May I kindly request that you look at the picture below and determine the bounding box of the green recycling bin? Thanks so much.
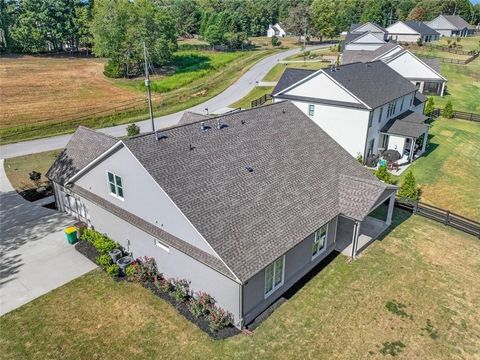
[65,226,78,244]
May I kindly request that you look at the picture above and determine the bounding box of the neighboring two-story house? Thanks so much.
[341,43,447,96]
[271,61,429,165]
[47,103,396,330]
[426,15,475,37]
[349,22,388,41]
[386,21,440,43]
[343,31,387,51]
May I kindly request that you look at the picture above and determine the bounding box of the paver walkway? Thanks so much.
[0,159,96,315]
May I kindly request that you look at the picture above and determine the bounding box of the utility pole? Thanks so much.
[143,42,155,132]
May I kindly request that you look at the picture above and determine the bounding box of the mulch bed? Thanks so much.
[18,184,53,202]
[74,241,240,339]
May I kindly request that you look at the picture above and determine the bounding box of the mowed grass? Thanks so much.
[0,56,143,129]
[263,62,329,82]
[284,47,339,60]
[4,149,60,190]
[398,116,480,219]
[434,36,480,52]
[411,47,471,60]
[1,210,479,359]
[230,86,274,109]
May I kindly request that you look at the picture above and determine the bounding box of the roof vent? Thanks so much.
[200,122,210,131]
[245,166,254,173]
[189,144,195,151]
[241,120,246,125]
[155,130,167,140]
[217,119,228,130]
[282,109,286,114]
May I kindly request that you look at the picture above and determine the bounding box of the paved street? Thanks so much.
[0,160,96,315]
[0,45,329,159]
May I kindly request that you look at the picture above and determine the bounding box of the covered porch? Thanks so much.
[377,111,429,174]
[336,191,395,258]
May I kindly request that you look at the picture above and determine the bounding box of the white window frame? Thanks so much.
[264,255,285,299]
[308,104,315,116]
[107,171,124,200]
[400,97,405,111]
[378,106,383,123]
[154,239,170,253]
[312,225,328,260]
[368,112,373,127]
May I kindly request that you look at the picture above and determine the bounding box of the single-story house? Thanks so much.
[267,24,286,38]
[271,61,429,165]
[341,43,447,96]
[349,22,388,41]
[426,15,475,37]
[387,21,440,43]
[47,103,397,329]
[343,31,387,51]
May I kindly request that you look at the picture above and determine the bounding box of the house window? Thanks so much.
[378,107,383,123]
[308,104,315,116]
[155,239,170,253]
[400,97,405,111]
[264,256,284,297]
[311,225,327,259]
[107,171,124,199]
[387,101,397,117]
[410,95,414,107]
[368,112,373,127]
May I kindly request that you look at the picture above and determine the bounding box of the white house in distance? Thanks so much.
[349,22,388,40]
[387,21,440,43]
[271,61,429,165]
[426,15,475,37]
[343,31,386,51]
[267,23,286,37]
[341,42,447,96]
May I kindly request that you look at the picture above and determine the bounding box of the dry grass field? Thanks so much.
[0,56,143,130]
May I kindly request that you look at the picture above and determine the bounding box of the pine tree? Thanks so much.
[375,164,394,184]
[424,97,435,116]
[398,170,419,200]
[443,101,453,119]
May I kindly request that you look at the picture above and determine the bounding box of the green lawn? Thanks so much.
[397,116,480,219]
[230,86,274,109]
[411,47,471,61]
[262,62,329,82]
[1,210,479,359]
[284,47,339,61]
[434,36,480,52]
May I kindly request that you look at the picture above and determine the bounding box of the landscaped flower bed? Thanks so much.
[75,229,240,339]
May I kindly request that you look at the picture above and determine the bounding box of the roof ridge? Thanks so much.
[77,125,118,141]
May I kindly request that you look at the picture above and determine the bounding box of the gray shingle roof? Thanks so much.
[71,184,235,280]
[419,56,441,74]
[350,22,387,33]
[442,15,474,30]
[272,67,316,95]
[326,61,416,108]
[341,42,399,65]
[123,101,391,281]
[46,126,118,185]
[403,21,439,36]
[344,32,365,44]
[178,111,210,125]
[380,110,428,138]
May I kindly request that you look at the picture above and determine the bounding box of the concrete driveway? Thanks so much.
[0,160,96,315]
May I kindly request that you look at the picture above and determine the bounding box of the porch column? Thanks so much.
[350,220,361,259]
[409,138,415,162]
[440,82,445,97]
[422,128,429,152]
[386,194,395,226]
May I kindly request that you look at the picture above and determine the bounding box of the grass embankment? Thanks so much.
[284,47,339,61]
[0,50,274,145]
[397,117,480,219]
[4,149,60,191]
[1,209,479,359]
[230,86,274,109]
[411,47,471,61]
[434,36,480,52]
[263,62,328,82]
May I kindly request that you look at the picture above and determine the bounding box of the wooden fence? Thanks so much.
[432,108,480,122]
[394,197,480,238]
[251,94,272,108]
[425,44,475,56]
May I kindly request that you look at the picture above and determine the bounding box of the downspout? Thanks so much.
[362,110,373,164]
[238,283,244,329]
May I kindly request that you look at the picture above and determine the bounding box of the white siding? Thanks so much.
[385,51,444,81]
[290,100,370,158]
[387,135,405,151]
[387,22,420,43]
[75,146,217,256]
[284,72,361,104]
[345,43,384,51]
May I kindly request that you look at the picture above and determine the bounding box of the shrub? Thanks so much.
[127,123,140,137]
[443,100,453,119]
[106,264,120,277]
[271,35,281,47]
[356,154,363,164]
[208,306,233,332]
[124,263,137,278]
[103,58,125,78]
[157,277,174,293]
[375,165,395,185]
[96,254,112,268]
[136,257,158,283]
[188,291,216,317]
[171,278,190,302]
[29,171,42,186]
[398,170,419,200]
[424,97,435,116]
[80,229,117,254]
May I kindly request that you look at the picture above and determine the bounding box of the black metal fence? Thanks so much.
[251,94,272,108]
[395,197,480,238]
[432,108,480,122]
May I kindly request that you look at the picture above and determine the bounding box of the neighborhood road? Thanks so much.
[0,159,97,315]
[0,45,330,159]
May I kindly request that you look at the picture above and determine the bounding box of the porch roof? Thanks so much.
[380,110,428,138]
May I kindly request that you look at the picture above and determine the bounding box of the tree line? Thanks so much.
[1,0,478,76]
